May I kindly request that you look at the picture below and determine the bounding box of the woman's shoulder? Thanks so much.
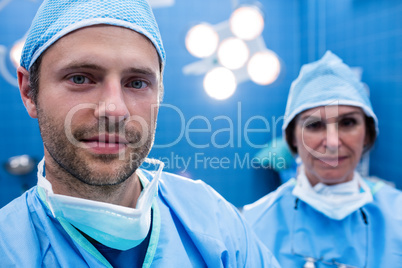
[365,178,402,199]
[365,178,402,216]
[242,179,296,222]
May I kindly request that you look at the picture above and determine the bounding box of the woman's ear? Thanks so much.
[364,133,369,149]
[292,133,298,148]
[17,66,38,118]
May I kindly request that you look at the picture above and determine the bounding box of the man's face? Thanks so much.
[35,25,161,186]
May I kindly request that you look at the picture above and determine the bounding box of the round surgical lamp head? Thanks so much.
[204,67,237,100]
[247,50,281,85]
[217,37,249,70]
[4,155,36,175]
[185,23,219,58]
[10,39,25,68]
[230,5,264,40]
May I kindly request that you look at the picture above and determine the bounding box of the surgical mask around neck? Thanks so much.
[313,177,360,196]
[292,166,373,220]
[37,157,164,251]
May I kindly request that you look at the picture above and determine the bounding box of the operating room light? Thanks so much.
[185,23,219,58]
[5,155,36,175]
[230,6,264,40]
[183,3,282,100]
[10,39,25,68]
[203,67,237,100]
[247,50,280,85]
[217,37,249,70]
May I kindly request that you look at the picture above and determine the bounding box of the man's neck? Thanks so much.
[44,157,142,208]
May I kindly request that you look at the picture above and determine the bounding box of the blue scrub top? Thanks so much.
[0,170,280,267]
[243,179,402,268]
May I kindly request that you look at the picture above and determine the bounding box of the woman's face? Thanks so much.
[293,105,368,186]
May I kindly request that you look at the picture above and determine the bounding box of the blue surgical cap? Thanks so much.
[283,51,378,134]
[20,0,165,70]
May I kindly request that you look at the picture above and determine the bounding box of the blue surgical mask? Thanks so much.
[37,158,164,251]
[292,166,373,220]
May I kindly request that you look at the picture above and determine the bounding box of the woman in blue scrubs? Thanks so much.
[243,51,402,268]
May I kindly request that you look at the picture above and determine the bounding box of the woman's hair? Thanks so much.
[285,113,377,155]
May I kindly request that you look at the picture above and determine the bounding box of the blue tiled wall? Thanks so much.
[151,0,301,206]
[0,0,44,208]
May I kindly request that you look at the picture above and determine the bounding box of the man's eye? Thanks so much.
[70,75,89,84]
[129,80,147,89]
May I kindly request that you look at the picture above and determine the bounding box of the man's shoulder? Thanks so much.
[158,171,229,206]
[156,171,244,230]
[154,171,281,267]
[140,169,223,202]
[0,188,42,240]
[159,171,212,188]
[0,187,44,264]
[0,187,34,221]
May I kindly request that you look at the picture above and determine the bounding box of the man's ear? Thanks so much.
[17,66,38,118]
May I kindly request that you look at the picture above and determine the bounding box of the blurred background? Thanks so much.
[0,0,401,208]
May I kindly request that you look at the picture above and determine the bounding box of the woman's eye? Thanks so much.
[70,75,89,84]
[129,80,148,89]
[340,118,357,127]
[305,121,324,130]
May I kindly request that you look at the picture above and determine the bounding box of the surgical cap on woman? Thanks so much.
[20,0,165,70]
[282,51,378,135]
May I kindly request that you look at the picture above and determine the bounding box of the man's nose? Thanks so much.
[324,123,341,151]
[95,81,130,121]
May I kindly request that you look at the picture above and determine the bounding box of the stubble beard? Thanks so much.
[36,106,155,187]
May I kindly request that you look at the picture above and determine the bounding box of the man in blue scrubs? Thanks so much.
[0,0,279,267]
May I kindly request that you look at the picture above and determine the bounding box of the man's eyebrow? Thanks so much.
[123,67,158,77]
[60,63,157,77]
[62,63,105,72]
